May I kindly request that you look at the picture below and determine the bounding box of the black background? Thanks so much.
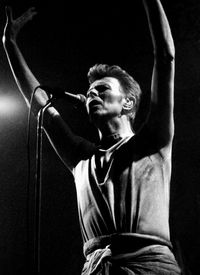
[0,0,200,274]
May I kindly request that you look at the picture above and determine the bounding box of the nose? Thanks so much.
[87,88,98,98]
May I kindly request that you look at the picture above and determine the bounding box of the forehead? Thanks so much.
[89,77,121,89]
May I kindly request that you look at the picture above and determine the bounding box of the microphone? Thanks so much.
[38,85,86,104]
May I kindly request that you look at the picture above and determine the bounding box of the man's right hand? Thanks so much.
[2,6,37,44]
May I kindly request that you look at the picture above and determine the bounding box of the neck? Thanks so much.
[98,115,134,148]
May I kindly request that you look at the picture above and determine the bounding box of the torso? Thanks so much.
[73,133,171,246]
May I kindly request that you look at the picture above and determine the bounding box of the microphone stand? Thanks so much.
[32,90,84,273]
[34,100,52,274]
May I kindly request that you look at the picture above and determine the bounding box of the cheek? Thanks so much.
[104,97,124,114]
[104,93,123,104]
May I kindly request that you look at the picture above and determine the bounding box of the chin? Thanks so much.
[89,110,106,124]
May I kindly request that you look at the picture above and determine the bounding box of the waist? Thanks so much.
[83,233,172,257]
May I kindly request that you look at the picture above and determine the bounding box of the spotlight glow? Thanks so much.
[0,94,22,116]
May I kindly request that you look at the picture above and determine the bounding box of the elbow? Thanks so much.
[167,42,175,61]
[166,35,175,60]
[165,38,175,60]
[154,43,175,64]
[153,33,175,61]
[154,32,175,61]
[164,49,175,64]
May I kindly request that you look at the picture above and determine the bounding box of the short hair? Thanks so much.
[87,64,142,124]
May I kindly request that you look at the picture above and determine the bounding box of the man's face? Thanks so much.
[86,77,125,123]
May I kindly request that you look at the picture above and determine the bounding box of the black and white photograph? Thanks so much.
[0,0,200,274]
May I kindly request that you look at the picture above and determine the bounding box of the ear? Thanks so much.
[122,97,136,111]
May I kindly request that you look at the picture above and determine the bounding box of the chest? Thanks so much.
[75,149,167,191]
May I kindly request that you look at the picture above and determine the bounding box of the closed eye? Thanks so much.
[86,84,110,98]
[95,84,110,93]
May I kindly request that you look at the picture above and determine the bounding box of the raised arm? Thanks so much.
[2,6,49,113]
[2,6,94,171]
[142,0,175,156]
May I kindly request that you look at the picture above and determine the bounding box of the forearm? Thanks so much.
[43,108,96,171]
[143,0,175,59]
[142,0,175,150]
[3,38,48,113]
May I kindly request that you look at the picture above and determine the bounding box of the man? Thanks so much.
[2,0,181,274]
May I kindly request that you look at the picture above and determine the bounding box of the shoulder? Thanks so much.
[116,129,172,162]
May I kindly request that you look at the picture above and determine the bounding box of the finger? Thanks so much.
[23,7,37,18]
[28,7,37,14]
[18,7,38,24]
[27,7,38,20]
